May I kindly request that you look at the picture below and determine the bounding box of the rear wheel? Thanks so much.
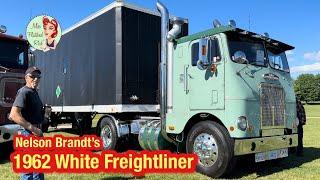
[74,113,92,136]
[41,117,50,133]
[98,116,118,150]
[186,121,234,178]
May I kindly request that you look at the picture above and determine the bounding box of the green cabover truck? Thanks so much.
[38,1,299,178]
[155,2,297,177]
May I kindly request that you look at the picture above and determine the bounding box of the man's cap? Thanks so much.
[25,66,41,75]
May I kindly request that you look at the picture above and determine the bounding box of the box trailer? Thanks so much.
[35,0,188,133]
[35,1,300,178]
[35,2,188,108]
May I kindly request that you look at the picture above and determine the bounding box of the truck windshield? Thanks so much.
[228,34,267,66]
[267,46,290,72]
[0,40,28,69]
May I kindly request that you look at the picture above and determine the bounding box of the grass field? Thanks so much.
[1,105,319,179]
[303,104,320,117]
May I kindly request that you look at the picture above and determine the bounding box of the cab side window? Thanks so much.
[191,39,221,67]
[191,42,199,66]
[208,39,221,63]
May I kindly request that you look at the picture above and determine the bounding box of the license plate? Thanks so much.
[255,148,288,162]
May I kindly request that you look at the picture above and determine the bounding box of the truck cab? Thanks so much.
[0,27,29,144]
[164,24,297,177]
[168,25,296,137]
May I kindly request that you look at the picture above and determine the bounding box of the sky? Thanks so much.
[1,0,319,78]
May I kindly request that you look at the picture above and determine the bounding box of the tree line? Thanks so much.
[294,74,320,103]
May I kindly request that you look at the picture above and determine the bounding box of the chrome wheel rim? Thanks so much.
[193,133,218,167]
[101,125,112,149]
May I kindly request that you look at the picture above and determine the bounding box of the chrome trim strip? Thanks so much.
[51,104,160,113]
[234,134,298,156]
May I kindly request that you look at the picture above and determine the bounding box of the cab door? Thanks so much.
[187,36,225,110]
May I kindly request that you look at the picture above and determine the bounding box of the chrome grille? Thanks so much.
[260,84,285,127]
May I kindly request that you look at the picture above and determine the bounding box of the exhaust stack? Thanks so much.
[156,1,169,120]
[157,0,180,145]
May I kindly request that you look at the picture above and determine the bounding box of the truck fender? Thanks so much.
[96,114,120,138]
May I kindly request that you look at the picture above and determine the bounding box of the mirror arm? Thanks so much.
[236,59,249,76]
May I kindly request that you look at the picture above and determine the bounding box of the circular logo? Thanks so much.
[26,15,62,52]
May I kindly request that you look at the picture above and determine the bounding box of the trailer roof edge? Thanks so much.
[63,1,188,36]
[63,1,118,35]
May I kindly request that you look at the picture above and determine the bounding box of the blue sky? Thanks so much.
[1,0,319,78]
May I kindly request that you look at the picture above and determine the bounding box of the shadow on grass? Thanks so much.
[0,141,13,164]
[229,147,320,178]
[304,102,320,105]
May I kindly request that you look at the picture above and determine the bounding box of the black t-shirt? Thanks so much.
[13,86,44,124]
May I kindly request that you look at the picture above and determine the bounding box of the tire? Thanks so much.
[85,115,93,131]
[98,116,118,150]
[186,121,234,178]
[0,141,13,160]
[41,117,50,133]
[74,113,92,136]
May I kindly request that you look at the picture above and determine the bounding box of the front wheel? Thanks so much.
[186,121,234,178]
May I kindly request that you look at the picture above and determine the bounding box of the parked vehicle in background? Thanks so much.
[0,25,32,144]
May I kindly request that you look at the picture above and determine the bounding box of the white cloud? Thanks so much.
[285,50,295,62]
[290,62,320,73]
[286,50,294,55]
[303,51,320,61]
[287,57,295,62]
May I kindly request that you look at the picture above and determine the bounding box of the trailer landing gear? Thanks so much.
[186,121,235,178]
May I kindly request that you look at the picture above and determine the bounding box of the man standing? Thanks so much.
[296,97,306,156]
[9,66,44,180]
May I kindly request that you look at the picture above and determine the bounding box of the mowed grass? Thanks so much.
[304,104,320,117]
[1,105,320,180]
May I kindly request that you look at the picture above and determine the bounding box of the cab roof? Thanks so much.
[177,26,294,51]
[0,33,27,43]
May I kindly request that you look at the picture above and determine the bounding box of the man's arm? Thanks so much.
[9,106,43,137]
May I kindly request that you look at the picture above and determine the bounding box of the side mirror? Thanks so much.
[197,38,209,70]
[233,50,248,64]
[28,52,35,67]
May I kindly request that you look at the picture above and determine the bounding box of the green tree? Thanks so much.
[315,74,320,101]
[294,74,319,103]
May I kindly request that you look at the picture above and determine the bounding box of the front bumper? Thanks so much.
[234,134,298,156]
[0,124,22,143]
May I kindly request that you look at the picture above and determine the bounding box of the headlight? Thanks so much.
[237,116,248,131]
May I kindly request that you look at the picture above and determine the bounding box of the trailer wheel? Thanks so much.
[98,117,118,150]
[186,121,234,178]
[41,117,50,133]
[74,113,92,136]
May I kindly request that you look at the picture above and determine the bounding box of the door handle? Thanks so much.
[184,65,189,92]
